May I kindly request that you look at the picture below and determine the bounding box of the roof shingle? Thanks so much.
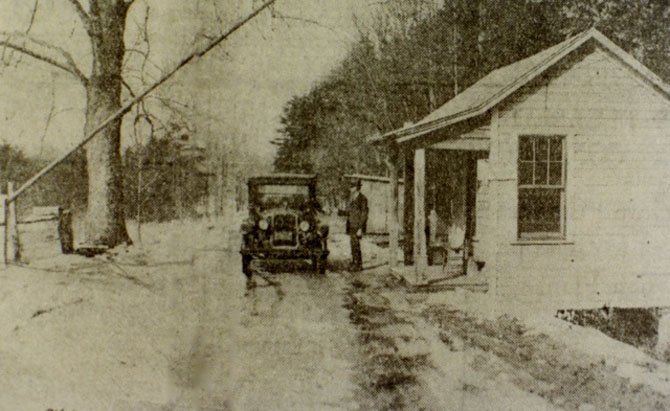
[371,28,670,144]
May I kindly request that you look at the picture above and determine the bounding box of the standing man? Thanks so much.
[345,178,368,272]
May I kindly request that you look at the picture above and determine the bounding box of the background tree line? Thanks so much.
[273,0,670,206]
[0,133,210,223]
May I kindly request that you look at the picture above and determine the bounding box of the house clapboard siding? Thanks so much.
[481,46,670,308]
[373,30,670,309]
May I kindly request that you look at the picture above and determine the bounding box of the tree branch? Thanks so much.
[66,0,93,35]
[0,32,88,84]
[26,0,39,33]
[121,78,137,97]
[9,0,40,68]
[38,77,57,157]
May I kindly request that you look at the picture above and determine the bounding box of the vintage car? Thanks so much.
[240,174,329,275]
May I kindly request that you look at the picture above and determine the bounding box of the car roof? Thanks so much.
[247,173,317,185]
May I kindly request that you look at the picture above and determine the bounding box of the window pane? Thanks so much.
[537,138,549,162]
[549,162,563,185]
[535,160,548,185]
[550,138,562,161]
[519,162,533,185]
[519,137,533,161]
[519,188,561,234]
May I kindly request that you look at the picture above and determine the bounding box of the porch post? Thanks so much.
[413,148,427,282]
[403,149,414,265]
[0,193,5,266]
[387,144,399,269]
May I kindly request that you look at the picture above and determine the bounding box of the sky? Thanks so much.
[0,0,371,166]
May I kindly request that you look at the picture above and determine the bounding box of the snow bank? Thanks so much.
[0,216,248,409]
[422,287,670,397]
[328,234,388,269]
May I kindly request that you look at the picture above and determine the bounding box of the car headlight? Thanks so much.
[299,221,310,232]
[240,219,254,233]
[258,219,269,230]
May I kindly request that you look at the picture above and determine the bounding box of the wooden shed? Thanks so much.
[343,174,404,236]
[371,29,670,309]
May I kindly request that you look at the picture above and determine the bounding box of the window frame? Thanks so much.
[517,134,567,240]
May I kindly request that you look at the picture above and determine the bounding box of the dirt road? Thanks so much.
[182,249,359,410]
[0,222,361,410]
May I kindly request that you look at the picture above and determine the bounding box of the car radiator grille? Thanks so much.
[272,214,297,246]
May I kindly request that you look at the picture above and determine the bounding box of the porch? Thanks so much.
[380,122,491,288]
[390,263,489,292]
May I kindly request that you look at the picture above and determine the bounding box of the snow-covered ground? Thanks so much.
[339,240,670,410]
[1,217,360,409]
[2,216,670,410]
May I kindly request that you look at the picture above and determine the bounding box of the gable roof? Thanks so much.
[370,28,670,145]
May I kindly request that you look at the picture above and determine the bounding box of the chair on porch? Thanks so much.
[426,203,468,278]
[443,223,466,277]
[427,209,442,265]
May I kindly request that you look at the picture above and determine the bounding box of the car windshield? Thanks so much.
[253,184,311,210]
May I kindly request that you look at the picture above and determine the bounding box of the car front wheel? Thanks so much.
[312,254,327,274]
[242,254,253,278]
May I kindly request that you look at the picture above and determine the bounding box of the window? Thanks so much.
[518,135,565,239]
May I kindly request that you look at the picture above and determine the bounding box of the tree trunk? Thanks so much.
[82,1,131,247]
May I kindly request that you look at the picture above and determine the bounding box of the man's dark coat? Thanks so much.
[346,192,368,235]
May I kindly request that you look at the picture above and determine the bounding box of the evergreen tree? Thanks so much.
[274,0,670,202]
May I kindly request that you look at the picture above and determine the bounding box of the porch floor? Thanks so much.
[390,263,488,292]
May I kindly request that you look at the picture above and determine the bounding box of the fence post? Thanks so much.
[58,207,74,254]
[4,182,19,263]
[1,192,6,265]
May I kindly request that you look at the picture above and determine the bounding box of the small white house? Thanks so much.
[371,29,670,309]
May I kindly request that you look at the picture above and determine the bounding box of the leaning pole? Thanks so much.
[8,0,278,204]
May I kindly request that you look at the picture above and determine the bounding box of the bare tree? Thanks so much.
[0,0,279,250]
[0,0,135,247]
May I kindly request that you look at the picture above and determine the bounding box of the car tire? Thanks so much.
[312,253,327,274]
[242,254,253,278]
[319,255,327,274]
[311,254,325,275]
